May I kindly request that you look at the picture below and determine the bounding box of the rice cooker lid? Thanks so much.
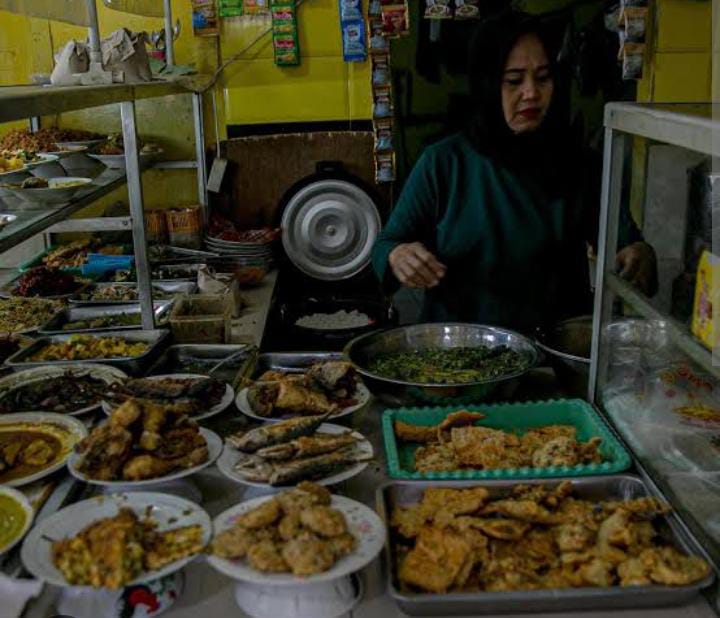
[281,177,382,281]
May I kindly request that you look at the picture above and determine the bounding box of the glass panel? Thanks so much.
[101,0,164,17]
[0,0,90,26]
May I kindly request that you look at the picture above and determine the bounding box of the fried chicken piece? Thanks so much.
[257,370,287,382]
[274,380,339,416]
[449,519,490,563]
[555,523,596,552]
[138,402,169,451]
[276,482,331,513]
[420,487,489,521]
[481,499,562,525]
[554,497,601,528]
[532,436,579,468]
[394,421,438,444]
[281,538,336,576]
[153,427,206,460]
[76,425,133,481]
[579,557,615,587]
[121,444,208,481]
[145,524,204,570]
[481,557,542,592]
[578,437,604,464]
[617,557,652,587]
[594,510,631,565]
[398,526,473,594]
[414,444,458,472]
[616,497,670,519]
[237,499,282,529]
[519,425,576,455]
[437,410,486,432]
[210,526,259,559]
[109,399,142,429]
[511,480,574,509]
[300,506,348,538]
[639,547,711,586]
[21,439,55,466]
[247,540,288,573]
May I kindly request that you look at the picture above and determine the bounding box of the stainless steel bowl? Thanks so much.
[534,316,592,397]
[343,323,539,405]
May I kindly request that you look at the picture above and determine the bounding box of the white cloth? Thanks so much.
[0,573,43,618]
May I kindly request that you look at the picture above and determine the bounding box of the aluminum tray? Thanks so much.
[148,344,256,390]
[378,475,714,615]
[68,281,196,305]
[38,302,173,335]
[4,329,169,376]
[253,352,343,377]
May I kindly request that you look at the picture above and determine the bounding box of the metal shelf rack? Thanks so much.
[0,78,209,328]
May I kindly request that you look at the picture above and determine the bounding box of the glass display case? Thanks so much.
[590,103,720,574]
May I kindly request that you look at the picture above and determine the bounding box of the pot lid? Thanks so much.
[281,178,382,281]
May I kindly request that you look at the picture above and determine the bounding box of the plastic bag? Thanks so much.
[50,40,90,86]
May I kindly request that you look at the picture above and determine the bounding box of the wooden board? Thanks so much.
[217,131,390,228]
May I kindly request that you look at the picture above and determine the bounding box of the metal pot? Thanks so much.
[535,316,592,398]
[343,322,539,406]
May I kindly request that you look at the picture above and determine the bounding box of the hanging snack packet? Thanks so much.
[340,0,363,20]
[381,4,409,36]
[454,0,479,19]
[368,19,390,52]
[424,0,451,19]
[374,119,393,153]
[271,1,300,66]
[373,86,393,118]
[368,0,381,16]
[621,42,644,80]
[340,17,367,62]
[375,152,396,183]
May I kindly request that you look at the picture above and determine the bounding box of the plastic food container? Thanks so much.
[382,399,632,480]
[170,293,232,344]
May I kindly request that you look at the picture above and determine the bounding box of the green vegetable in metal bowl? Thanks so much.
[367,346,529,385]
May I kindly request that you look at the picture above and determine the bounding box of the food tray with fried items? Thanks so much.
[378,476,714,615]
[4,330,169,375]
[382,400,631,480]
[18,241,131,274]
[235,353,371,422]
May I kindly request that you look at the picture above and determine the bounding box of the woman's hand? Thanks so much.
[616,241,658,297]
[389,242,447,289]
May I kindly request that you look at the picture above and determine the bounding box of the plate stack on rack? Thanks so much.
[204,228,280,269]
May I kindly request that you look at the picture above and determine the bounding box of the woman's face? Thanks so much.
[501,33,553,134]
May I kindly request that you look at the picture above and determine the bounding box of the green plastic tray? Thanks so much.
[382,399,632,480]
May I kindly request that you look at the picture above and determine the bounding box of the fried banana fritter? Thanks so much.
[391,484,710,595]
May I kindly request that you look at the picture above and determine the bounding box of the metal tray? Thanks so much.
[0,277,90,301]
[253,352,343,378]
[148,344,257,389]
[378,475,714,615]
[4,329,169,376]
[99,263,202,284]
[68,281,196,305]
[38,302,173,335]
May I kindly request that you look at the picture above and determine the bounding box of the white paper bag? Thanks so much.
[101,28,152,83]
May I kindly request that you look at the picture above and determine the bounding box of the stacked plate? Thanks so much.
[204,235,275,267]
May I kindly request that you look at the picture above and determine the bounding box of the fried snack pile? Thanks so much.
[52,507,204,589]
[395,411,605,472]
[211,482,356,577]
[28,335,148,362]
[75,399,208,481]
[247,361,359,418]
[227,413,370,486]
[391,483,710,594]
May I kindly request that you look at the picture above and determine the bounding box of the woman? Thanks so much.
[372,10,656,333]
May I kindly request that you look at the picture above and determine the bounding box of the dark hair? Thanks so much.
[465,10,570,168]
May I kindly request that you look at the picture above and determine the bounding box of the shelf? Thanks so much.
[605,102,719,157]
[606,272,720,379]
[0,168,129,253]
[0,79,202,123]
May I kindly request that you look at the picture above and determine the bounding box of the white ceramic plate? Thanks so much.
[87,151,162,169]
[101,374,234,422]
[0,486,33,556]
[23,154,60,169]
[67,427,222,488]
[216,423,374,488]
[207,494,386,586]
[21,492,211,588]
[0,364,128,416]
[0,412,88,487]
[39,145,88,159]
[55,139,107,150]
[235,382,371,424]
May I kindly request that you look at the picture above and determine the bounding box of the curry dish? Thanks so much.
[391,483,711,594]
[0,429,63,483]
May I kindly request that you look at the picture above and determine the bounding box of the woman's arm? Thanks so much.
[372,150,446,292]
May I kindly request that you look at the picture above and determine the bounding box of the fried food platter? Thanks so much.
[101,373,235,422]
[207,490,386,586]
[21,492,211,588]
[217,420,374,488]
[0,412,88,487]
